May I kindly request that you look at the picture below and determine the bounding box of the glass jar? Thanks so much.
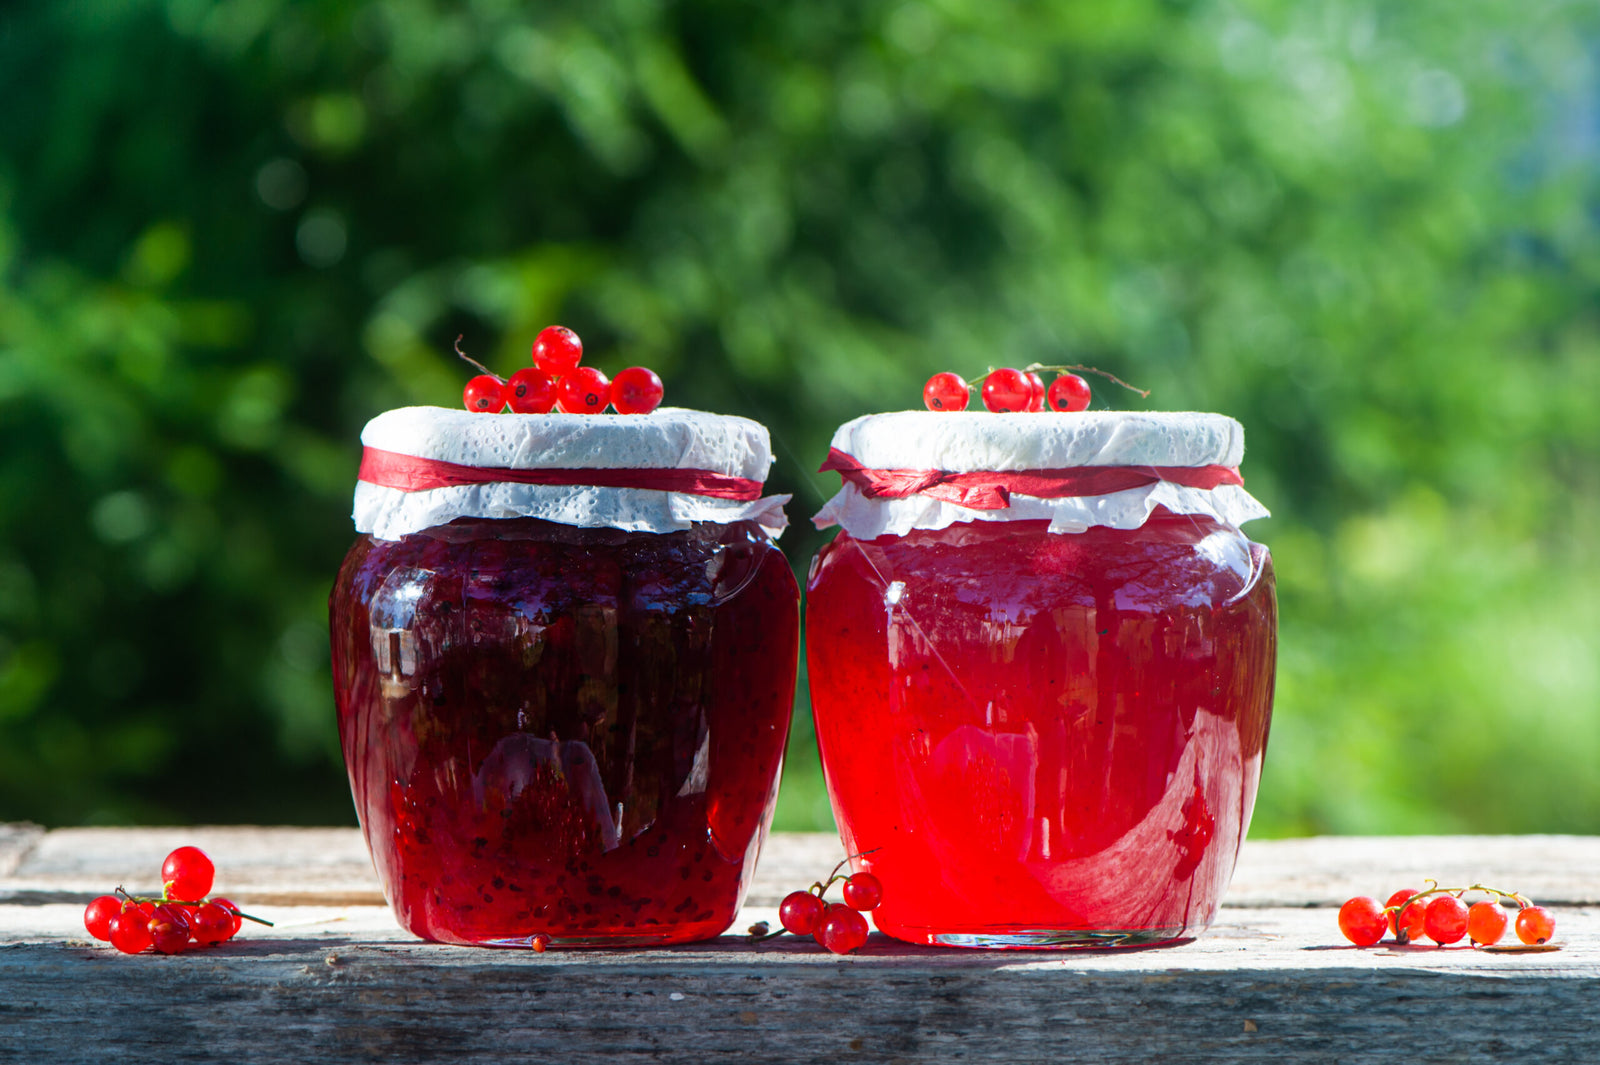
[805,411,1275,948]
[330,407,798,946]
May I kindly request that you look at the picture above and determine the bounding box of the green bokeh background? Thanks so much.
[1,0,1596,835]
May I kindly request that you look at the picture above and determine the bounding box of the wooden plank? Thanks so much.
[0,822,42,878]
[2,825,382,906]
[0,903,1592,1064]
[6,826,1597,1063]
[1227,834,1600,907]
[5,826,1597,908]
[0,827,850,908]
[5,898,1593,971]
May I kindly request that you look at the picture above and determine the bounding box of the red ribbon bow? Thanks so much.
[819,448,1242,510]
[358,447,765,501]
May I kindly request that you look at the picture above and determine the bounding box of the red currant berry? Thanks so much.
[1467,901,1509,946]
[1386,889,1426,942]
[842,873,883,912]
[531,933,551,953]
[557,366,611,414]
[923,372,970,412]
[108,908,155,954]
[817,903,869,955]
[779,890,825,936]
[611,366,665,415]
[1515,905,1555,945]
[1047,373,1091,412]
[1423,895,1469,945]
[1336,896,1388,947]
[506,368,557,414]
[980,368,1032,412]
[162,846,215,901]
[84,895,122,941]
[148,903,192,955]
[1025,372,1046,412]
[463,374,506,413]
[209,896,244,939]
[533,325,583,376]
[190,903,235,946]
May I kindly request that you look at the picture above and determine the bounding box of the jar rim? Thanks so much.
[814,411,1267,540]
[825,410,1248,473]
[362,405,775,481]
[352,406,789,542]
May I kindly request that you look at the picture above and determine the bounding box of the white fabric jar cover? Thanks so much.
[812,410,1268,539]
[353,406,790,542]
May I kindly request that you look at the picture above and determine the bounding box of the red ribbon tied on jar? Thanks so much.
[359,447,766,501]
[819,448,1243,511]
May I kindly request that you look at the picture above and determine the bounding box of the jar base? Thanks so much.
[896,926,1195,950]
[405,911,737,949]
[470,931,715,949]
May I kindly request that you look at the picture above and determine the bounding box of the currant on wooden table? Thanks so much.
[765,852,884,955]
[82,846,272,956]
[1336,880,1555,949]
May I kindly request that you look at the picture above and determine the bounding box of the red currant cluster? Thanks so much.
[924,368,1091,413]
[460,326,665,416]
[758,854,883,954]
[82,846,270,955]
[1337,882,1557,949]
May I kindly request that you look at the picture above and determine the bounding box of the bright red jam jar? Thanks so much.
[806,411,1276,948]
[330,406,798,946]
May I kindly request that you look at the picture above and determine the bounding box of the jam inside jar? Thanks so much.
[331,517,799,946]
[806,510,1275,948]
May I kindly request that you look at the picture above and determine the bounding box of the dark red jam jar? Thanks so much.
[806,411,1276,949]
[330,407,798,946]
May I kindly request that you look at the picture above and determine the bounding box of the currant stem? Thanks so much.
[112,886,275,927]
[960,364,1151,399]
[1388,881,1529,941]
[1023,363,1152,398]
[454,334,497,379]
[758,848,884,946]
[823,848,881,888]
[219,905,275,928]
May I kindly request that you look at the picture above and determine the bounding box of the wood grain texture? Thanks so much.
[3,828,1596,1063]
[5,825,382,905]
[1227,834,1600,907]
[0,822,41,878]
[1,905,1594,1064]
[8,827,1598,907]
[0,826,851,907]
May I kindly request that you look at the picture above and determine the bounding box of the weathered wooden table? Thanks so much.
[2,826,1593,1063]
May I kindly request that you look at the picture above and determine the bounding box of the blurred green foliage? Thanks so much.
[1,0,1596,834]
